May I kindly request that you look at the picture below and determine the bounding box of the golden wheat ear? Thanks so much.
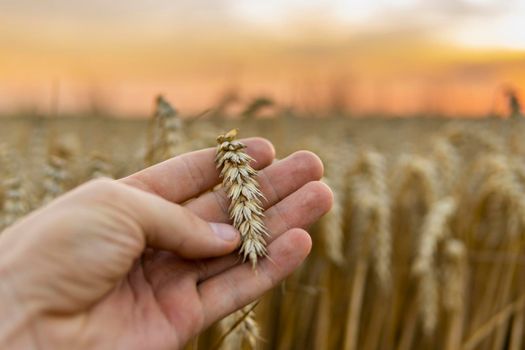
[215,129,266,350]
[215,129,269,270]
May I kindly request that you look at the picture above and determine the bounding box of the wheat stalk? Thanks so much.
[215,129,267,350]
[443,126,504,154]
[469,155,525,243]
[310,141,351,266]
[216,302,261,350]
[443,239,467,313]
[320,176,345,265]
[431,137,460,195]
[88,152,113,179]
[343,149,391,350]
[41,155,69,205]
[146,95,182,164]
[350,150,391,289]
[1,177,29,230]
[215,128,268,268]
[0,143,18,180]
[443,238,467,350]
[394,155,440,209]
[413,197,457,335]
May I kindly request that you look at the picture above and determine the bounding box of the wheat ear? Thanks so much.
[42,155,69,205]
[215,129,268,269]
[413,197,457,335]
[88,152,113,179]
[320,176,345,265]
[443,238,467,350]
[146,95,182,164]
[1,178,29,230]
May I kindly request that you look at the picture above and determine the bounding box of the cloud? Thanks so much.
[1,0,524,49]
[0,0,236,28]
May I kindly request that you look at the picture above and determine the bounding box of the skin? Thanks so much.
[0,138,333,350]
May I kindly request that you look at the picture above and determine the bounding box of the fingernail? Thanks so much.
[210,223,238,242]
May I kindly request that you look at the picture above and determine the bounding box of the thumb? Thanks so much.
[84,179,241,259]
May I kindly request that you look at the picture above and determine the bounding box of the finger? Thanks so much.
[198,228,312,329]
[80,179,241,259]
[195,181,332,280]
[142,181,331,298]
[120,138,275,203]
[185,151,324,222]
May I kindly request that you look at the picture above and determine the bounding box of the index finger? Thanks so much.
[120,137,275,204]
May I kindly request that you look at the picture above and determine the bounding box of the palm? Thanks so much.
[89,257,203,349]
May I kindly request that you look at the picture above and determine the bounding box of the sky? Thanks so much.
[1,0,524,117]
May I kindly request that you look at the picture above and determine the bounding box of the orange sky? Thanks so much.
[1,0,524,117]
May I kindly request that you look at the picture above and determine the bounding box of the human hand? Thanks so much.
[0,138,332,349]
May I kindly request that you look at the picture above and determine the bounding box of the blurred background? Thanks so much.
[1,0,524,118]
[4,3,525,350]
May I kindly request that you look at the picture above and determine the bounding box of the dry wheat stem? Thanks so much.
[1,177,29,230]
[215,129,266,350]
[431,138,460,194]
[315,142,351,266]
[443,238,467,350]
[443,238,467,313]
[215,128,269,269]
[509,269,525,350]
[89,152,113,179]
[320,176,345,265]
[350,150,392,290]
[216,302,261,350]
[147,95,182,164]
[444,126,504,153]
[395,155,440,207]
[463,293,525,350]
[413,197,457,335]
[42,155,69,205]
[470,155,525,244]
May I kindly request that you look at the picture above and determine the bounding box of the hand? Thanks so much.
[0,138,332,350]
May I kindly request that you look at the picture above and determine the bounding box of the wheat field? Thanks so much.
[2,108,525,350]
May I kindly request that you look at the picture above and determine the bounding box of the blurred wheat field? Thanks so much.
[2,112,525,350]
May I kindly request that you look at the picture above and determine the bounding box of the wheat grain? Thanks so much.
[1,177,29,230]
[470,155,525,243]
[431,138,460,195]
[394,155,440,208]
[41,155,69,205]
[443,126,504,154]
[413,197,457,335]
[215,128,268,269]
[320,176,345,265]
[88,152,113,179]
[350,150,391,289]
[215,129,266,350]
[146,95,182,164]
[311,141,351,266]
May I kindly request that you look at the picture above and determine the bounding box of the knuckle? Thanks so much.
[90,178,119,194]
[82,178,125,202]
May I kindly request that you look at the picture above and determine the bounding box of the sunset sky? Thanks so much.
[1,0,524,117]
